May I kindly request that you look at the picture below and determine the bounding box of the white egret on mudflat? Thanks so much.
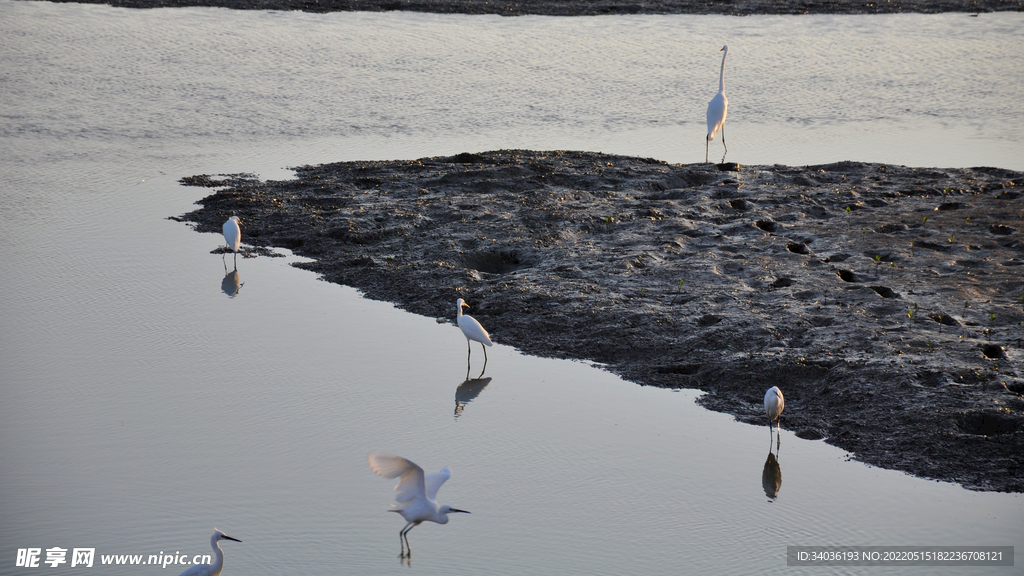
[456,298,493,375]
[367,452,470,558]
[176,529,241,576]
[764,386,784,448]
[222,216,242,265]
[706,45,729,164]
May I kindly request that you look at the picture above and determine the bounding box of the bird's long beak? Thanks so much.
[223,535,242,542]
[461,303,470,310]
[449,508,470,514]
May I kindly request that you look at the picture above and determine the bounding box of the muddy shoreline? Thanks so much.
[177,150,1024,492]
[38,0,1024,15]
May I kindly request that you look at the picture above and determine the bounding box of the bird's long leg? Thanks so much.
[479,343,488,378]
[776,419,782,449]
[720,126,728,163]
[223,254,228,273]
[705,137,710,164]
[399,523,414,557]
[466,339,472,373]
[233,250,238,267]
[769,422,774,451]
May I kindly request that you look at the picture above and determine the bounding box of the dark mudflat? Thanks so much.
[36,0,1024,14]
[178,150,1024,492]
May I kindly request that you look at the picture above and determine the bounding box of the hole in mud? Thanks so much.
[981,344,1004,359]
[728,199,750,211]
[698,314,722,327]
[935,202,964,211]
[755,219,777,232]
[929,313,959,326]
[836,269,859,282]
[912,240,951,252]
[989,224,1016,235]
[772,277,794,288]
[656,364,701,375]
[787,243,809,254]
[869,286,899,299]
[462,250,532,274]
[822,253,850,263]
[874,223,905,234]
[956,412,1021,435]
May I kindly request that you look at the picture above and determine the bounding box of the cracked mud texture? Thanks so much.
[38,0,1024,15]
[178,150,1024,492]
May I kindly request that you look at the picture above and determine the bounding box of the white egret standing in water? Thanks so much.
[222,216,242,266]
[706,45,729,164]
[764,386,784,448]
[176,529,241,576]
[456,298,493,376]
[367,453,470,558]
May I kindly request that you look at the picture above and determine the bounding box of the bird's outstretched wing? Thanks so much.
[368,453,426,504]
[424,466,451,501]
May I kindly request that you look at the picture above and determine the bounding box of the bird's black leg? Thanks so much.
[705,137,710,164]
[479,343,488,378]
[399,523,414,557]
[721,126,728,163]
[466,339,472,373]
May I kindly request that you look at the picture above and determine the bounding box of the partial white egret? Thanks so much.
[176,529,241,576]
[456,298,493,376]
[222,216,242,265]
[368,452,470,558]
[706,45,729,164]
[764,386,784,448]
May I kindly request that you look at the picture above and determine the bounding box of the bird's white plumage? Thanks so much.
[424,466,451,501]
[176,529,241,576]
[456,298,492,346]
[764,386,784,423]
[368,453,427,504]
[705,45,730,163]
[368,452,468,557]
[222,216,241,254]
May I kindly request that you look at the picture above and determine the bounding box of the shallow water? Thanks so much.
[0,2,1022,574]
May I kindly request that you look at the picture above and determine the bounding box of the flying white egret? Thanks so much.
[176,529,241,576]
[706,45,729,164]
[367,452,470,558]
[222,216,242,265]
[456,298,493,376]
[764,386,784,448]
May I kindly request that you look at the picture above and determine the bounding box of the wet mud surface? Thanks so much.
[178,150,1024,492]
[38,0,1024,14]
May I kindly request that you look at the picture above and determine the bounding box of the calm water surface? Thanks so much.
[1,2,1021,574]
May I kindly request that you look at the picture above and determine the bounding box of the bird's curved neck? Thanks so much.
[456,303,463,318]
[208,538,225,574]
[718,49,728,93]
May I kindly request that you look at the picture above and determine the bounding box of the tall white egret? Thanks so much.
[764,386,784,448]
[456,298,493,376]
[367,452,470,558]
[706,45,729,164]
[222,216,242,265]
[176,529,241,576]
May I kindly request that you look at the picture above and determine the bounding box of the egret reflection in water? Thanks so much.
[761,452,782,501]
[220,266,243,298]
[454,377,492,418]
